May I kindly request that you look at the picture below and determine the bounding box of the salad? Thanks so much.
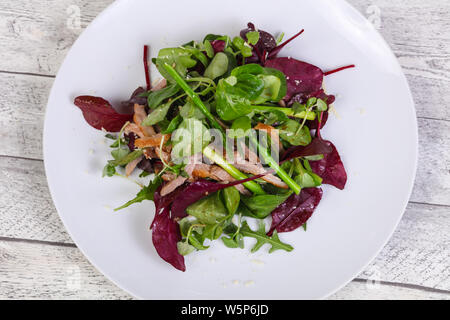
[74,23,353,271]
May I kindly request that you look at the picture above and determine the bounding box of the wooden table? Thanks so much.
[0,0,448,299]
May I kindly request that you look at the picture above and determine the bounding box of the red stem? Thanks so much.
[143,45,151,90]
[268,29,305,59]
[261,49,268,65]
[323,64,355,76]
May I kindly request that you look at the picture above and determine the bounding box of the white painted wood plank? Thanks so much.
[0,0,114,75]
[0,240,131,299]
[329,280,449,300]
[0,240,447,300]
[1,157,448,290]
[0,157,71,243]
[358,203,450,291]
[411,118,450,206]
[0,73,51,160]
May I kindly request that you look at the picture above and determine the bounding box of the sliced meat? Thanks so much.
[135,134,170,149]
[237,141,260,165]
[233,152,288,189]
[155,147,171,164]
[124,123,145,138]
[161,172,177,182]
[133,104,156,136]
[125,155,144,177]
[143,147,158,159]
[187,163,249,195]
[160,176,186,196]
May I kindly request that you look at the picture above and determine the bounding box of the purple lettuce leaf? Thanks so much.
[240,22,277,56]
[125,133,137,151]
[264,57,324,100]
[309,140,347,190]
[137,158,154,173]
[151,206,186,272]
[267,29,304,60]
[121,86,148,109]
[268,188,323,235]
[74,96,133,132]
[281,137,333,163]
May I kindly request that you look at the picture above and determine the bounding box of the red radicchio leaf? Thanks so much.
[309,140,347,190]
[281,137,333,163]
[268,188,323,235]
[151,206,186,272]
[74,96,133,132]
[170,175,265,220]
[153,184,187,219]
[211,40,226,54]
[264,57,324,100]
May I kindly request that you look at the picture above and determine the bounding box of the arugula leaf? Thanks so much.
[109,138,127,148]
[102,164,116,177]
[111,147,129,161]
[161,114,183,134]
[142,102,171,126]
[222,236,241,249]
[188,232,210,250]
[147,84,181,109]
[201,223,224,241]
[180,99,207,120]
[114,176,162,211]
[240,221,293,253]
[108,150,143,167]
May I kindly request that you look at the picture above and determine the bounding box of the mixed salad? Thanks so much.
[74,23,353,271]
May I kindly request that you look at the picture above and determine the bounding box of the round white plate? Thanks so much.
[44,0,417,299]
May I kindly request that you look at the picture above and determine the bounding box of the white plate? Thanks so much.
[44,0,417,299]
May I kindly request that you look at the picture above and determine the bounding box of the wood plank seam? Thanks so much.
[0,70,56,79]
[0,236,77,248]
[352,278,450,295]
